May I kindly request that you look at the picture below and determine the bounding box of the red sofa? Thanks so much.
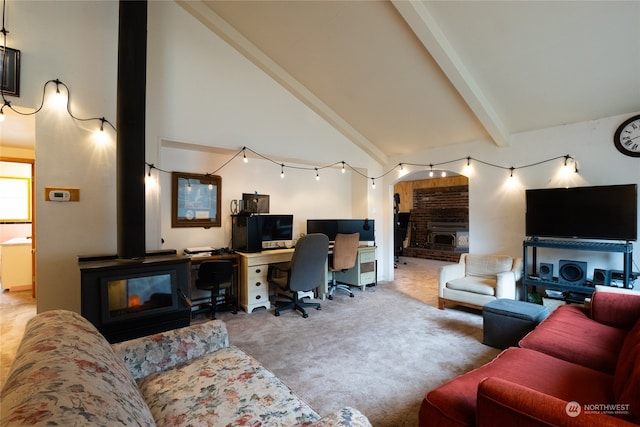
[420,290,640,426]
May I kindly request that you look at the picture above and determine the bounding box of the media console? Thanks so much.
[522,239,634,301]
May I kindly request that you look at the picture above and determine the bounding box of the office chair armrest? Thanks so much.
[267,262,291,281]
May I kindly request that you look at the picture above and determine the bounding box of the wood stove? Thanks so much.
[427,222,469,251]
[79,253,191,343]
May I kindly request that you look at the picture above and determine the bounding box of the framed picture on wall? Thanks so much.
[0,47,20,97]
[172,172,222,228]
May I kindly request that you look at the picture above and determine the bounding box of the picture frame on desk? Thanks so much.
[172,172,221,228]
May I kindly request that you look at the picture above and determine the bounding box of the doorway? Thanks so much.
[0,105,36,297]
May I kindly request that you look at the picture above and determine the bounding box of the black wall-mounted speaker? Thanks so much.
[539,262,554,280]
[592,268,611,286]
[558,260,588,286]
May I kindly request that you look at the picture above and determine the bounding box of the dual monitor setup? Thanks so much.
[232,193,375,253]
[232,214,374,254]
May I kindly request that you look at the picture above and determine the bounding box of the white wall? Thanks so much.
[14,1,382,313]
[387,114,640,277]
[11,0,639,313]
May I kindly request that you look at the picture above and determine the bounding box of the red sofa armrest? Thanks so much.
[590,291,640,329]
[477,377,636,427]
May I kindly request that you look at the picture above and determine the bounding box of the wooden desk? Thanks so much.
[236,246,376,313]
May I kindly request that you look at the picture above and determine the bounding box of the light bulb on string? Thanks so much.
[280,164,285,179]
[371,178,376,189]
[341,161,346,174]
[50,79,67,109]
[315,168,320,181]
[93,117,108,145]
[243,148,248,163]
[441,170,447,177]
[429,164,434,177]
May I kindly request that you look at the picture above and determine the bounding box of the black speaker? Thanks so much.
[592,268,611,286]
[539,262,554,280]
[558,260,588,286]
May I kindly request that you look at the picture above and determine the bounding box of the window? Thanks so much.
[0,176,31,222]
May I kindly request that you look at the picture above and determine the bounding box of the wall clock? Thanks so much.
[613,114,640,157]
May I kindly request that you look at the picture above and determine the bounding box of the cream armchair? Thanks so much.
[439,253,522,310]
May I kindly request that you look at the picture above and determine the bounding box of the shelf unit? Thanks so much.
[522,239,634,299]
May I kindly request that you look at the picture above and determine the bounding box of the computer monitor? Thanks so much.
[306,219,375,242]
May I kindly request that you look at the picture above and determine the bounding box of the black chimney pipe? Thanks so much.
[116,0,147,259]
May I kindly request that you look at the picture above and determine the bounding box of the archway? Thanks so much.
[393,170,469,263]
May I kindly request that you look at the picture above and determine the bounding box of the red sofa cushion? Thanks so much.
[420,347,613,427]
[613,318,640,423]
[518,304,627,374]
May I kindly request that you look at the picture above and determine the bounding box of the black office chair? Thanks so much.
[195,260,238,319]
[267,233,329,318]
[327,232,360,299]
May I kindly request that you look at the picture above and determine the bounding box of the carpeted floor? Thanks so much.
[213,257,500,426]
[1,256,500,426]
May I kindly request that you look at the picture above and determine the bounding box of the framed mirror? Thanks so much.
[172,172,221,228]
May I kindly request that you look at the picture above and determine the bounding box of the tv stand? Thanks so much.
[522,238,634,301]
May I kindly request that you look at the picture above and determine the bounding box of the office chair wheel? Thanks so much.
[328,295,334,300]
[316,306,321,310]
[349,293,354,298]
[232,309,238,314]
[303,313,309,318]
[275,310,281,316]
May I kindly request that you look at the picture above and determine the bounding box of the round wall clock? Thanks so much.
[613,114,640,157]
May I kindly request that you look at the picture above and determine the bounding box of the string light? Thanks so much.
[371,178,376,189]
[315,168,320,181]
[280,164,285,179]
[243,147,248,163]
[429,164,434,177]
[341,161,346,173]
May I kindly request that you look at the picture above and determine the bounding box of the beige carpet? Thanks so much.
[1,257,500,426]
[214,257,500,426]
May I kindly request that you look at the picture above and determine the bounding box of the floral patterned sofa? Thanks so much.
[1,310,371,427]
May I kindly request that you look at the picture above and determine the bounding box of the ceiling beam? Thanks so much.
[392,0,510,147]
[176,0,388,165]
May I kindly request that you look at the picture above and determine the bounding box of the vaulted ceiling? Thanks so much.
[180,0,640,164]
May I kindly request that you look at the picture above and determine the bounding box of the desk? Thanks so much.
[188,253,239,313]
[236,246,376,313]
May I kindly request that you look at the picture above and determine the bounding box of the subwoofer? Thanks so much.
[558,260,588,286]
[593,268,611,286]
[539,262,554,280]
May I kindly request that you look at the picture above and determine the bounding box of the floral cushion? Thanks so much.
[112,319,229,381]
[138,345,321,426]
[0,310,156,427]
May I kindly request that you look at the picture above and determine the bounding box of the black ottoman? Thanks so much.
[483,299,549,349]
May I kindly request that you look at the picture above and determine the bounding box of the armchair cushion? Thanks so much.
[446,276,496,296]
[439,254,521,309]
[465,255,514,278]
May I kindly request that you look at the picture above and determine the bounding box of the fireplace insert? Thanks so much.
[80,254,191,343]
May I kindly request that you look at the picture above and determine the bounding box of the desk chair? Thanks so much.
[195,260,238,319]
[267,233,329,318]
[327,232,360,299]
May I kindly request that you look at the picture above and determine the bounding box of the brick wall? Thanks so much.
[403,185,469,262]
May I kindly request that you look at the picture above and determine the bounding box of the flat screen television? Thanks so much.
[525,184,637,241]
[307,219,375,242]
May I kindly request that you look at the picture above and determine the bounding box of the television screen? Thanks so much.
[259,214,293,241]
[525,184,637,241]
[307,219,375,242]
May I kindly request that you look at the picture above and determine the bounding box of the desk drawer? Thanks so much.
[247,265,269,302]
[359,249,376,263]
[361,271,376,285]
